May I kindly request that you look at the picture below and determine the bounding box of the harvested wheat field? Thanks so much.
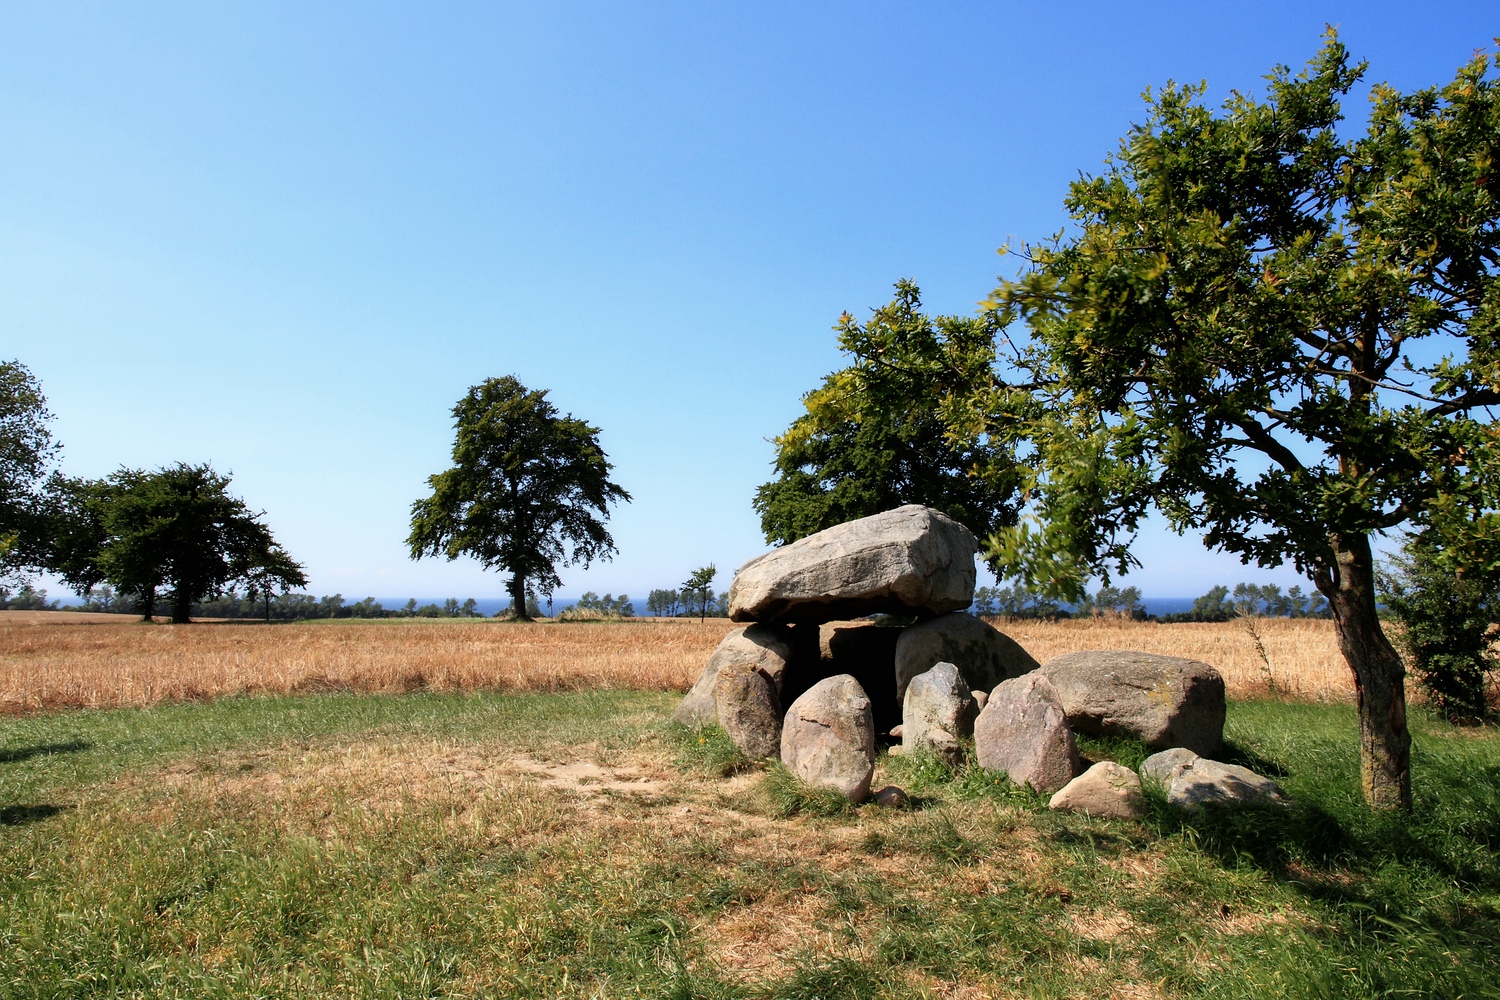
[0,611,1352,713]
[1000,616,1351,702]
[0,616,739,713]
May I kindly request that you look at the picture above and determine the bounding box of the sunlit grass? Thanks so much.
[1,691,1496,997]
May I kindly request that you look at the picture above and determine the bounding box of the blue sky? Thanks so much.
[4,2,1495,603]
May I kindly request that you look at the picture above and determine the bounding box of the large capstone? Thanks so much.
[672,623,793,727]
[894,612,1039,703]
[974,673,1079,793]
[1036,650,1226,756]
[780,674,877,802]
[728,505,978,625]
[1139,748,1286,811]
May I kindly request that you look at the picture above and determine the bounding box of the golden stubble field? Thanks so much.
[0,611,1353,714]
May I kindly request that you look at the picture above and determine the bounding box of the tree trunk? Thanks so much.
[508,572,530,622]
[171,590,192,624]
[138,586,155,622]
[1318,532,1412,810]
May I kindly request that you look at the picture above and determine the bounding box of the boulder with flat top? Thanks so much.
[728,505,978,625]
[1037,650,1226,756]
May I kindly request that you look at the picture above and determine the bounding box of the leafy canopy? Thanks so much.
[48,464,302,622]
[408,376,630,618]
[0,360,60,573]
[953,32,1500,809]
[968,33,1500,598]
[755,280,1020,550]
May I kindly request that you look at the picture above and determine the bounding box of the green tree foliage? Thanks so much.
[567,592,635,618]
[973,582,1063,620]
[681,564,717,620]
[408,376,630,622]
[0,360,60,574]
[964,35,1500,808]
[646,587,682,618]
[67,465,302,623]
[0,583,59,610]
[1155,583,1327,622]
[754,281,1020,550]
[1380,534,1496,723]
[243,544,310,621]
[1077,584,1144,619]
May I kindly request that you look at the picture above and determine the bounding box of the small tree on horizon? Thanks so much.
[682,564,716,620]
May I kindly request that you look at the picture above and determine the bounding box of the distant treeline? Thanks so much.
[973,581,1331,622]
[64,585,488,620]
[4,579,1332,623]
[645,587,728,618]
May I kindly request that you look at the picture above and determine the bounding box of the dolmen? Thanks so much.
[675,504,1277,810]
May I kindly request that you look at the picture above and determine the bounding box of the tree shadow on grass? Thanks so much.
[1216,738,1291,778]
[0,739,91,764]
[0,804,68,826]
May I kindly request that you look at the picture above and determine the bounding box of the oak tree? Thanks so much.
[972,34,1500,809]
[0,360,60,574]
[49,464,302,622]
[408,376,630,621]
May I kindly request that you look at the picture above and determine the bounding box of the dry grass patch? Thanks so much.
[6,691,1498,997]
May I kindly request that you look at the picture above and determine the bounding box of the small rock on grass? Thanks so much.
[1140,748,1286,810]
[1049,761,1146,819]
[873,785,908,808]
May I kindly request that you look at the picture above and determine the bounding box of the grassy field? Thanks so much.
[1,689,1497,998]
[0,614,1351,714]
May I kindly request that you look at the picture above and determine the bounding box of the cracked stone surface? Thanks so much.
[780,674,876,802]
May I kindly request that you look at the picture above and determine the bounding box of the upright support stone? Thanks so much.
[780,674,877,802]
[894,612,1038,703]
[974,673,1078,793]
[903,662,977,760]
[673,623,793,727]
[713,662,783,759]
